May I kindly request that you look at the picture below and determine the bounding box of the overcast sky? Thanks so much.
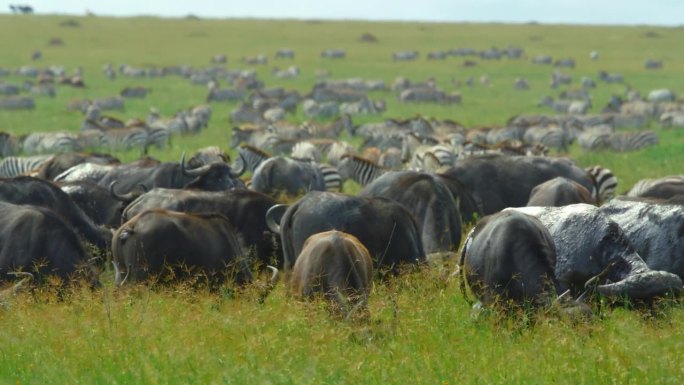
[4,0,684,26]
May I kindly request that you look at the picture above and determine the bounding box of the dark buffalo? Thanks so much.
[97,152,245,194]
[291,231,373,309]
[510,204,683,301]
[112,209,252,286]
[526,176,596,206]
[0,176,109,249]
[266,191,425,270]
[0,201,92,281]
[359,171,462,256]
[460,210,559,305]
[442,154,597,214]
[600,199,684,280]
[121,188,282,267]
[251,156,325,198]
[58,180,136,228]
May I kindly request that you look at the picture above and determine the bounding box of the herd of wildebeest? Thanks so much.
[0,35,683,316]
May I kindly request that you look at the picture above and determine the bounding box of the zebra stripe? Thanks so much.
[238,144,271,172]
[22,132,80,155]
[145,126,170,150]
[586,165,618,203]
[318,163,342,192]
[337,155,386,186]
[100,128,149,151]
[0,155,53,178]
[627,175,684,197]
[609,131,658,152]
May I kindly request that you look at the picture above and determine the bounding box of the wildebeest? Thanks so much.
[112,209,252,286]
[96,153,245,194]
[526,177,596,206]
[266,191,425,270]
[460,210,559,306]
[251,156,325,198]
[510,204,683,301]
[600,199,684,280]
[441,154,597,214]
[291,231,373,310]
[0,201,93,281]
[359,171,463,257]
[58,180,135,228]
[121,188,282,267]
[0,176,110,249]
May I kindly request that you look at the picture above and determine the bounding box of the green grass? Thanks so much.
[0,15,683,384]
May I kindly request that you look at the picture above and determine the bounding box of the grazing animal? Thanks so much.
[122,188,283,267]
[266,191,425,270]
[0,176,110,250]
[510,204,683,301]
[251,156,326,198]
[359,171,463,256]
[526,177,596,207]
[441,154,597,214]
[0,201,92,282]
[460,210,559,306]
[112,210,252,286]
[600,199,684,280]
[291,231,373,310]
[585,166,618,203]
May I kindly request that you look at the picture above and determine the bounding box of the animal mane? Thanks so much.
[239,143,272,158]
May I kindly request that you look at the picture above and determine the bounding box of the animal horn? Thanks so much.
[109,181,142,202]
[265,204,288,234]
[6,272,34,295]
[180,151,211,177]
[266,265,280,287]
[230,151,246,177]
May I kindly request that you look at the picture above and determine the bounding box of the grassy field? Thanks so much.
[0,15,683,384]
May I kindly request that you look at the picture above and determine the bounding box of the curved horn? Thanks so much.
[230,151,246,177]
[180,151,212,177]
[266,265,280,287]
[265,204,288,234]
[7,272,34,295]
[109,181,141,202]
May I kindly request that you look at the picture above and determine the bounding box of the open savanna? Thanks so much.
[0,15,683,384]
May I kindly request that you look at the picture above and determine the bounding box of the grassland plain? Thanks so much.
[0,15,683,384]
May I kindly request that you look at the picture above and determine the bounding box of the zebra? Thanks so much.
[318,163,342,192]
[627,175,684,198]
[99,128,149,152]
[608,131,658,152]
[336,154,387,186]
[237,144,271,172]
[578,131,611,151]
[586,165,618,203]
[410,145,456,171]
[0,155,54,178]
[523,125,570,152]
[22,132,80,155]
[145,126,170,150]
[291,141,322,163]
